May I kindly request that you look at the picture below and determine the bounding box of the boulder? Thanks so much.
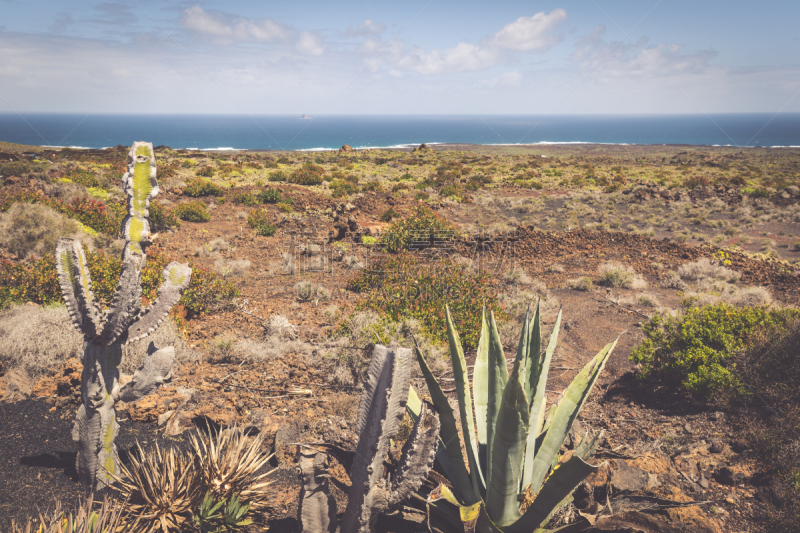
[1,367,34,402]
[413,143,430,152]
[338,145,354,153]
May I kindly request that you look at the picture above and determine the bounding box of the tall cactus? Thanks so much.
[299,344,440,533]
[55,141,192,489]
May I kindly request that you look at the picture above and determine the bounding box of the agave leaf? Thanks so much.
[445,305,485,495]
[505,454,598,533]
[526,337,618,496]
[485,309,508,491]
[523,301,542,404]
[521,308,562,490]
[485,359,530,527]
[473,307,491,459]
[428,485,503,533]
[415,343,480,506]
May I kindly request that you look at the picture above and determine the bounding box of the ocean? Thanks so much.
[1,113,799,151]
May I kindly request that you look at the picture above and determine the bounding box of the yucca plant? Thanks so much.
[113,441,201,533]
[189,425,276,509]
[413,302,619,532]
[10,494,126,533]
[193,492,253,532]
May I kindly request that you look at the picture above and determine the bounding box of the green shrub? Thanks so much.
[148,201,180,231]
[346,252,504,350]
[229,190,258,206]
[196,165,213,177]
[267,170,287,182]
[0,203,84,259]
[174,201,210,222]
[184,178,223,197]
[277,202,293,213]
[0,191,122,236]
[414,191,429,201]
[631,303,800,396]
[257,187,282,203]
[247,209,276,236]
[361,181,384,193]
[290,163,324,186]
[380,205,456,253]
[379,208,398,222]
[330,180,358,198]
[64,169,102,188]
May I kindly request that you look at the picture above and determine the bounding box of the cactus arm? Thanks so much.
[342,345,412,533]
[100,243,146,344]
[408,386,457,483]
[388,403,440,507]
[124,262,192,344]
[414,343,480,506]
[445,305,485,495]
[298,451,337,533]
[485,359,530,528]
[55,238,103,338]
[116,346,175,402]
[526,336,618,497]
[504,455,598,533]
[521,308,562,490]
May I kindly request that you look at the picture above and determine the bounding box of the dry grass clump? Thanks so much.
[11,494,126,533]
[194,238,230,257]
[660,271,688,290]
[567,277,594,291]
[265,314,298,340]
[727,286,773,307]
[214,258,251,278]
[0,203,88,259]
[597,262,648,289]
[503,267,533,286]
[677,258,739,282]
[0,304,198,376]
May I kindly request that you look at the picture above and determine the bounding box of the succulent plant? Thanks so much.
[413,302,619,532]
[299,344,441,533]
[55,141,192,488]
[10,494,126,533]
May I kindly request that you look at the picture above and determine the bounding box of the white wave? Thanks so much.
[199,147,241,151]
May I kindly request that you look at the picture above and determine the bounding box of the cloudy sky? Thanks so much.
[1,0,798,114]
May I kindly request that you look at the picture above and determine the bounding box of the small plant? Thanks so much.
[277,202,293,213]
[257,187,282,203]
[361,180,384,193]
[246,210,276,236]
[149,201,180,231]
[196,165,214,177]
[330,179,358,198]
[193,493,253,533]
[174,201,211,222]
[379,208,399,222]
[185,178,223,197]
[597,261,647,289]
[229,191,258,206]
[290,163,325,185]
[567,276,594,291]
[380,205,456,253]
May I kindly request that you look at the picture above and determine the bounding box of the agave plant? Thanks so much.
[413,302,619,533]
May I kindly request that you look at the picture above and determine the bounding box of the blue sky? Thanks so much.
[1,0,798,114]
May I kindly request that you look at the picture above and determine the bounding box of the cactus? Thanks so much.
[299,344,440,533]
[55,142,192,489]
[413,302,619,532]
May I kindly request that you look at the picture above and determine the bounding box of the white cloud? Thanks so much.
[182,7,291,43]
[296,31,325,56]
[395,9,567,75]
[486,9,567,52]
[345,18,386,38]
[572,25,717,78]
[479,70,523,88]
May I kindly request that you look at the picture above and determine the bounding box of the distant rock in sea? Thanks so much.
[300,114,311,120]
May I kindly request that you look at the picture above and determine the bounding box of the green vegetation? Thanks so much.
[229,190,259,206]
[256,187,282,203]
[289,163,324,185]
[380,205,457,253]
[0,191,121,236]
[174,201,211,222]
[631,303,800,396]
[347,252,503,349]
[184,178,224,197]
[246,209,276,237]
[148,201,181,231]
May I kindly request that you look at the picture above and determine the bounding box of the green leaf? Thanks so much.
[485,359,530,527]
[473,306,491,456]
[485,309,508,492]
[524,301,542,404]
[521,308,562,490]
[526,336,618,496]
[446,305,485,495]
[414,342,480,506]
[505,455,599,533]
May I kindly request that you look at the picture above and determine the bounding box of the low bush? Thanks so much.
[267,170,287,182]
[290,163,324,186]
[64,168,103,188]
[598,261,647,289]
[257,187,282,203]
[148,200,180,231]
[174,201,210,222]
[229,190,259,206]
[346,252,504,350]
[379,208,398,222]
[0,203,86,259]
[330,180,358,198]
[0,191,122,236]
[196,165,213,177]
[631,303,800,396]
[184,178,223,197]
[380,205,456,253]
[567,277,594,291]
[246,209,276,236]
[360,180,384,193]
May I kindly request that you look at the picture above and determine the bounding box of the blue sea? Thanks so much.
[1,113,799,151]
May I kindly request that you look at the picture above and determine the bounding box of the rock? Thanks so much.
[338,145,353,153]
[591,511,684,533]
[698,474,709,489]
[709,441,730,454]
[684,423,693,434]
[1,367,34,402]
[413,143,429,152]
[157,410,174,426]
[756,478,787,508]
[731,440,750,453]
[714,466,745,486]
